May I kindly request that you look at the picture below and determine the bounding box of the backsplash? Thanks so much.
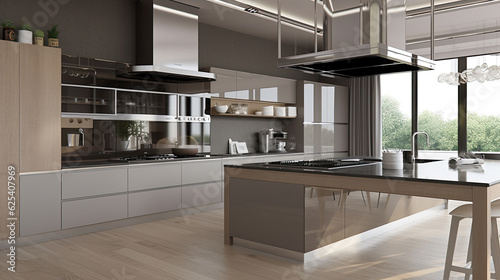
[210,117,285,154]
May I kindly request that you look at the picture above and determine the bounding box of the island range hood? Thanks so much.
[277,0,435,78]
[126,0,215,82]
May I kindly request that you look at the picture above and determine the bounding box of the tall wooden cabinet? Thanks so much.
[0,41,61,240]
[20,43,61,172]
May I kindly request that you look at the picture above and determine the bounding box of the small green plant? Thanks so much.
[20,23,32,31]
[1,20,15,29]
[115,121,149,141]
[34,29,44,38]
[47,25,59,39]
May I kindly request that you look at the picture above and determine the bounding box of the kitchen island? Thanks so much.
[224,159,500,280]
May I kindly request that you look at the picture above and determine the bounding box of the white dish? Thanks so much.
[255,111,263,116]
[214,105,229,113]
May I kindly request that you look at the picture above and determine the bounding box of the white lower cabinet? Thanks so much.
[62,194,127,229]
[62,167,128,199]
[19,172,61,236]
[182,159,222,185]
[128,187,181,217]
[128,162,181,191]
[182,181,222,208]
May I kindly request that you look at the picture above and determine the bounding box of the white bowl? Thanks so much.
[214,105,228,113]
[255,111,263,116]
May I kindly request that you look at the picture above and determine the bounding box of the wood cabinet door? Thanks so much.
[0,41,20,240]
[19,44,61,172]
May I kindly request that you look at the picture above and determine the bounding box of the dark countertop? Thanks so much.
[61,152,305,169]
[229,159,500,187]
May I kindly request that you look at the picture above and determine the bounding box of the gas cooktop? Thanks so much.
[110,153,210,162]
[266,158,376,170]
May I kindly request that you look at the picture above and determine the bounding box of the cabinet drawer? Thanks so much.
[20,173,61,236]
[182,159,222,185]
[62,167,127,199]
[182,181,222,207]
[128,162,181,191]
[62,194,127,229]
[128,187,181,217]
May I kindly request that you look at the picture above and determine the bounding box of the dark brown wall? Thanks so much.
[0,0,347,85]
[0,0,136,64]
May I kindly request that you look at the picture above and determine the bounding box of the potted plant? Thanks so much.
[1,20,16,41]
[33,29,44,46]
[115,121,148,151]
[47,25,59,47]
[18,23,32,44]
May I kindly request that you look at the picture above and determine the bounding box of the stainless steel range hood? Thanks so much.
[277,0,435,78]
[126,0,215,82]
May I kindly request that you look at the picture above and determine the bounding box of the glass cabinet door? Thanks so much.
[116,91,177,116]
[62,85,115,114]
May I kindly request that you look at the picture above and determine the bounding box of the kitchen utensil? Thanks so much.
[262,106,274,116]
[287,106,297,117]
[67,134,80,146]
[214,105,228,113]
[275,107,286,117]
[383,149,403,169]
[255,111,263,116]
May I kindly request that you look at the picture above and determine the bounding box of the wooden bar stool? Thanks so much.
[443,200,500,279]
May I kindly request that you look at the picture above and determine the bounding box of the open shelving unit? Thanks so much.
[210,97,296,118]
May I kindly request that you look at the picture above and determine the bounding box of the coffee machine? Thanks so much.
[259,129,288,153]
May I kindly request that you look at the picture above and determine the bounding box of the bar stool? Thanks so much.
[443,200,500,279]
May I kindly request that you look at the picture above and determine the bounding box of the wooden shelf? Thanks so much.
[210,97,296,119]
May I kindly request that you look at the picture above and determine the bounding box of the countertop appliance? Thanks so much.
[259,129,288,153]
[266,158,377,170]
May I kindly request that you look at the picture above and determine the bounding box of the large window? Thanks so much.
[381,59,458,157]
[381,72,412,150]
[467,54,500,152]
[417,59,458,156]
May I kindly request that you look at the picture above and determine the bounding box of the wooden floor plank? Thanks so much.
[0,201,483,280]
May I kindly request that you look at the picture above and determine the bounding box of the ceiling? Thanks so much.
[176,0,469,44]
[175,0,500,60]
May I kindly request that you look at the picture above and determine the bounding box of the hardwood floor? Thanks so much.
[0,201,481,279]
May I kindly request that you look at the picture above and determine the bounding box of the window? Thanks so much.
[381,72,412,150]
[467,54,500,152]
[417,59,458,157]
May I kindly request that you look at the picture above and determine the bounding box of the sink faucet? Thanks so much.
[412,132,429,162]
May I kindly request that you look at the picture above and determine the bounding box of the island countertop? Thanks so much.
[224,159,500,279]
[226,159,500,187]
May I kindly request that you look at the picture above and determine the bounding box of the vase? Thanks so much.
[34,37,43,46]
[2,28,16,41]
[118,140,129,151]
[18,30,33,44]
[48,38,59,47]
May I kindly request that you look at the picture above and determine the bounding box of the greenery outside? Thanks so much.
[382,95,500,152]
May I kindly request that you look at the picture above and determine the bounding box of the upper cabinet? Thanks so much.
[61,85,178,121]
[19,43,62,173]
[208,67,296,104]
[303,81,349,124]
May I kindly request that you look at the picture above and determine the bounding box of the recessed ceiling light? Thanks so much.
[244,7,259,14]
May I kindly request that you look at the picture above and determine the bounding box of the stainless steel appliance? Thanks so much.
[177,94,211,153]
[259,129,288,153]
[129,0,216,82]
[266,158,377,170]
[277,0,435,77]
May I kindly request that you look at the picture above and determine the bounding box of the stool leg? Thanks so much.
[491,217,500,279]
[465,225,473,280]
[444,216,464,280]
